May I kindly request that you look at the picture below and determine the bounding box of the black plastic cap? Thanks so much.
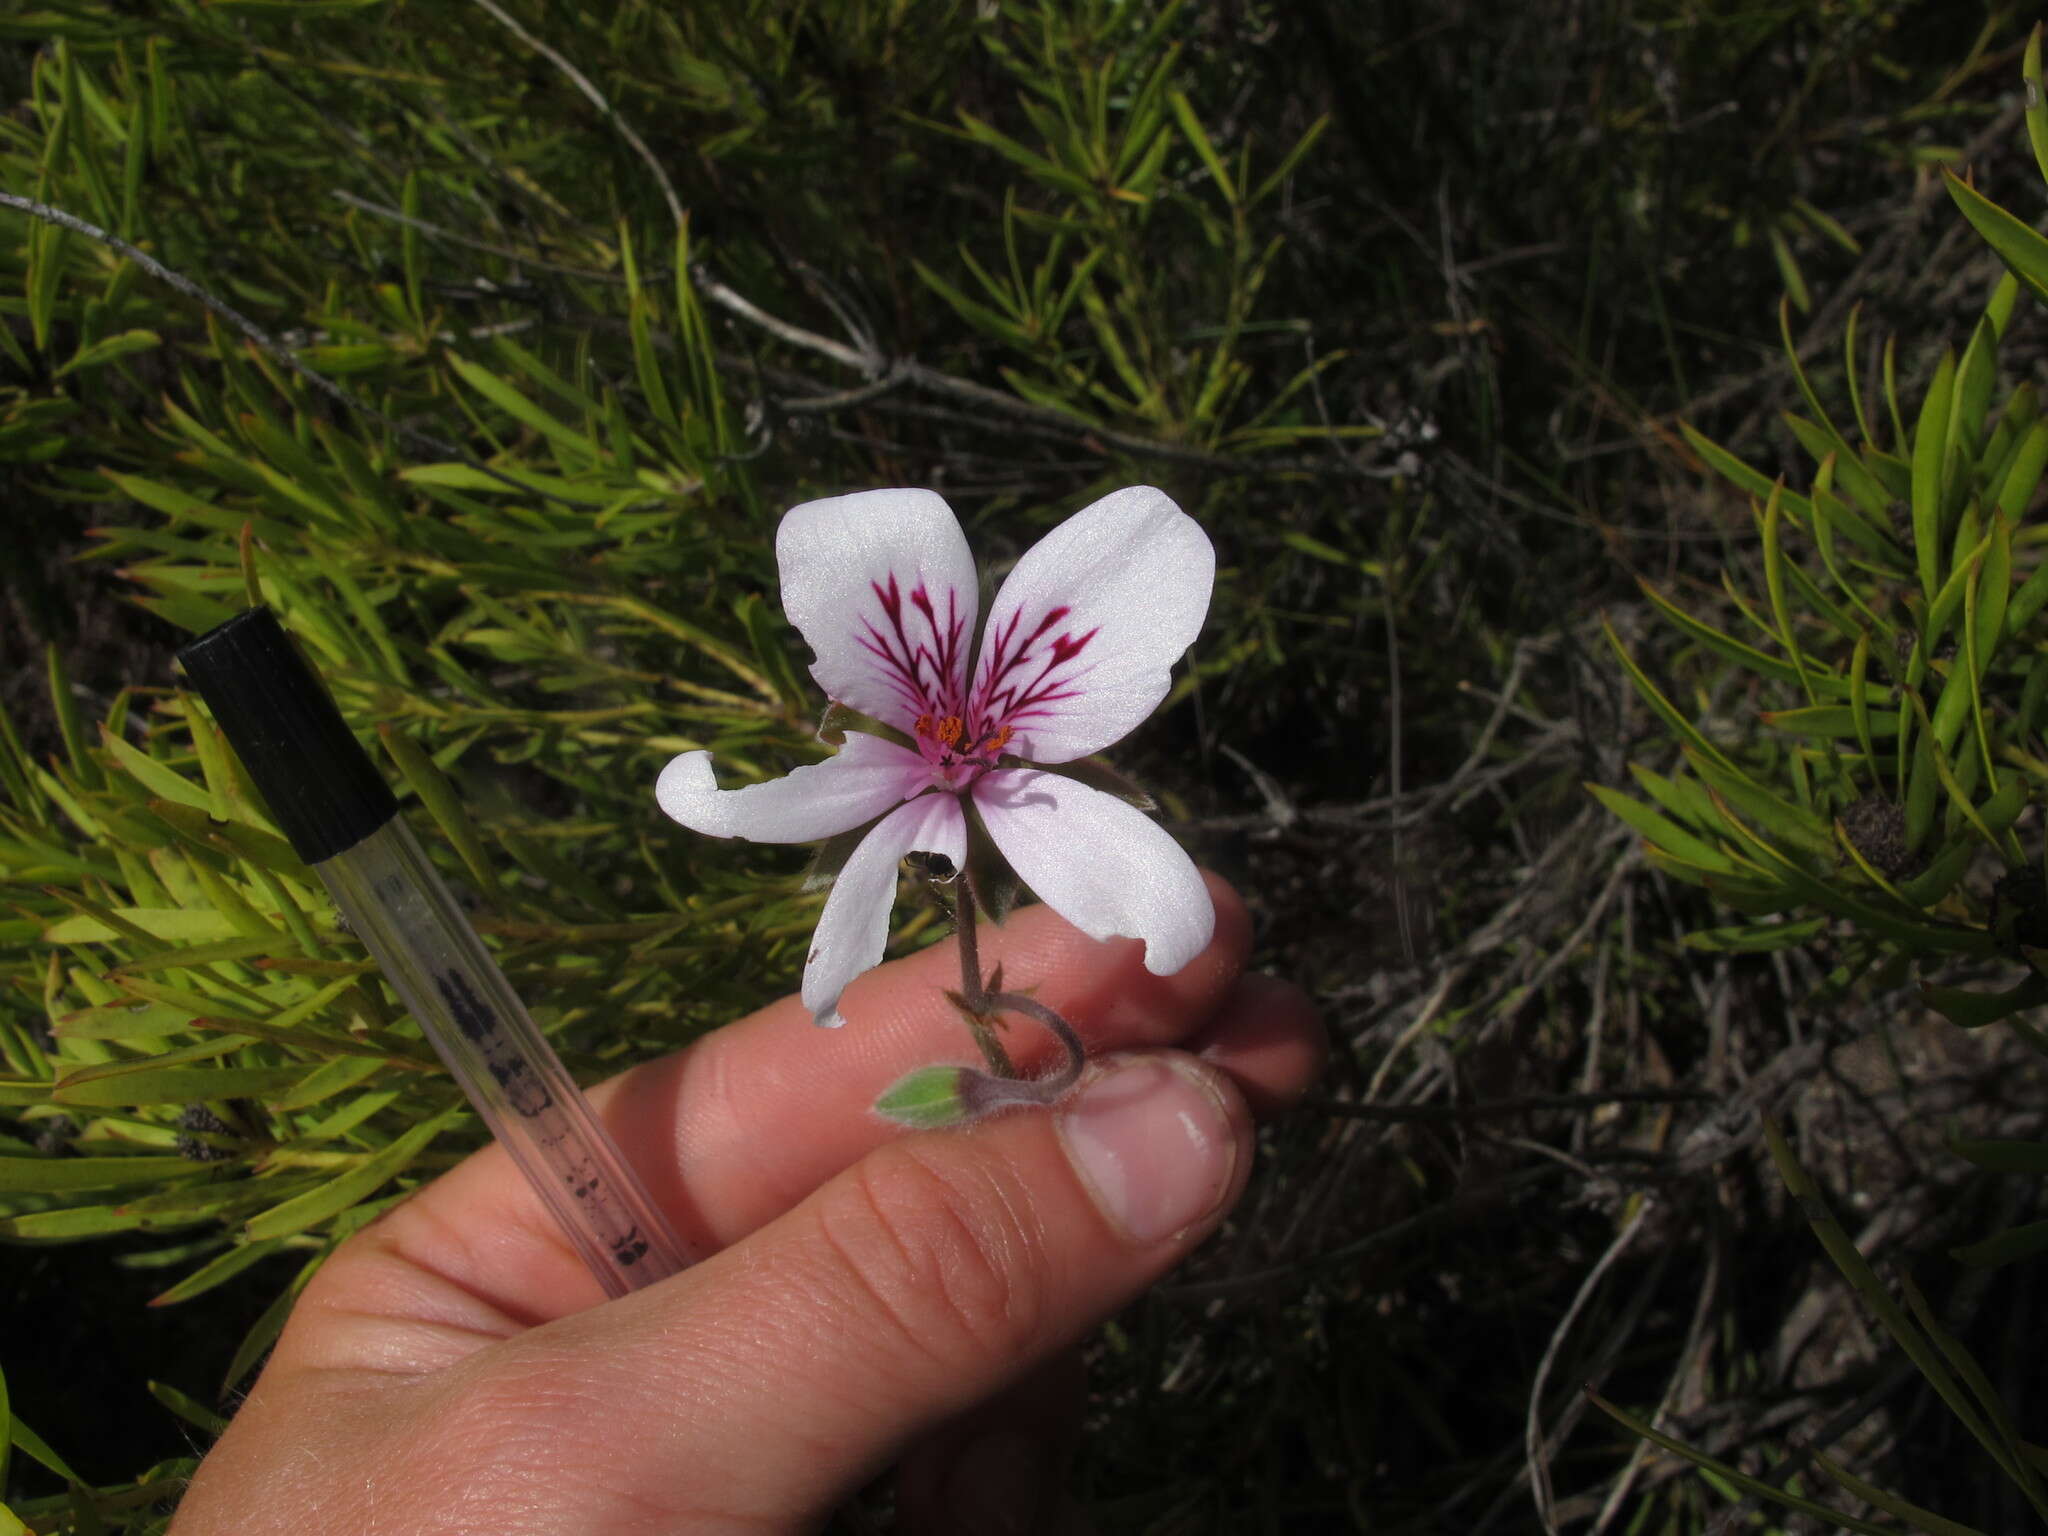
[177,607,398,864]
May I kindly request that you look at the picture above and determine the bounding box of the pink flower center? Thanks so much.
[912,712,1013,788]
[860,571,1105,788]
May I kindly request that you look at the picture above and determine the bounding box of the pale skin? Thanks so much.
[169,874,1323,1534]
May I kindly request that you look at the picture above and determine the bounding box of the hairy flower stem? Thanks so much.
[950,866,1016,1079]
[949,865,1087,1108]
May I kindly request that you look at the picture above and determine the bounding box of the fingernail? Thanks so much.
[948,1429,1049,1535]
[1057,1055,1236,1244]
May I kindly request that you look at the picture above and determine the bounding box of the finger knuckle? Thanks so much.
[821,1143,1050,1372]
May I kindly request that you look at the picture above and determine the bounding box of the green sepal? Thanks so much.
[816,703,912,750]
[802,824,872,895]
[962,796,1021,925]
[1043,755,1157,811]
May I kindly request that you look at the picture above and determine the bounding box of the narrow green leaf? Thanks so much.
[1686,751,1832,860]
[51,327,158,380]
[42,906,246,944]
[1585,1392,1902,1535]
[1897,1270,2048,1514]
[150,1234,291,1306]
[243,1103,463,1240]
[45,644,97,790]
[1950,310,2001,463]
[1974,515,2011,684]
[1758,481,1817,706]
[1586,784,1736,873]
[56,999,211,1039]
[445,354,600,460]
[1166,90,1235,203]
[97,727,211,811]
[1760,705,1898,739]
[53,1063,307,1107]
[223,1246,327,1392]
[1923,977,2048,1029]
[147,1380,229,1437]
[1998,417,2048,528]
[0,1154,209,1193]
[1809,1450,1991,1536]
[1766,227,1810,314]
[1951,1138,2048,1174]
[1946,170,2048,304]
[1761,1115,2018,1485]
[0,1203,149,1239]
[400,168,424,333]
[1952,1220,2048,1268]
[735,593,807,712]
[1249,113,1331,208]
[26,223,67,354]
[1896,837,1976,908]
[2025,25,2048,188]
[377,726,499,901]
[1716,792,1987,951]
[8,1409,83,1486]
[270,1053,391,1111]
[1637,581,1819,693]
[1911,350,1958,602]
[1683,917,1827,952]
[1601,618,1736,773]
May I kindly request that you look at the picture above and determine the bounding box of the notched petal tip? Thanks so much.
[656,734,933,846]
[655,750,731,837]
[1140,884,1216,976]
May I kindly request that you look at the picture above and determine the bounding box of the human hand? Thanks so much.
[169,874,1323,1534]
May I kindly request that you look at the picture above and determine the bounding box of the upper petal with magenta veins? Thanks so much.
[777,488,978,731]
[969,486,1213,764]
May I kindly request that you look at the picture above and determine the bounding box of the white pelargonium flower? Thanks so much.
[657,484,1216,1028]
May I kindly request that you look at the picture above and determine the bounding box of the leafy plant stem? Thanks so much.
[949,861,1087,1109]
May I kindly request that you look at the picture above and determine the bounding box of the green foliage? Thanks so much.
[1598,25,2048,1534]
[0,0,2026,1528]
[1596,1115,2048,1535]
[1605,38,2048,1031]
[0,0,1355,1524]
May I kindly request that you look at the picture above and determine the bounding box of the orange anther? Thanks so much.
[983,725,1013,754]
[914,713,934,737]
[936,715,964,746]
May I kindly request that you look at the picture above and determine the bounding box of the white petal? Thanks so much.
[777,488,980,731]
[974,768,1212,976]
[656,734,930,844]
[803,792,968,1028]
[970,485,1213,764]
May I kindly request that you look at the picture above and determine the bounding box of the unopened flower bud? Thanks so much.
[874,1065,976,1128]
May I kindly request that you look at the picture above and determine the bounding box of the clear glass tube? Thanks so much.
[316,817,697,1296]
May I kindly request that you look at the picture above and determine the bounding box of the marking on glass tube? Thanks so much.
[436,970,553,1117]
[431,968,650,1273]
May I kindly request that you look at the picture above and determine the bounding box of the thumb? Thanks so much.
[417,1050,1250,1532]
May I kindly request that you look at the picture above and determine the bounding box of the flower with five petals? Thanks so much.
[656,485,1216,1028]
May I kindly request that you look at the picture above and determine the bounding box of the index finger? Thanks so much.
[281,874,1265,1357]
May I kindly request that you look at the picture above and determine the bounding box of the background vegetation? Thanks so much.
[2,0,2045,1530]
